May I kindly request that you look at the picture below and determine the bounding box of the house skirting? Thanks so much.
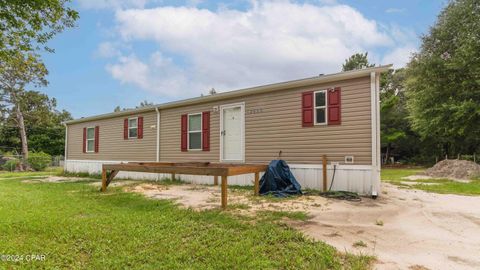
[65,160,380,196]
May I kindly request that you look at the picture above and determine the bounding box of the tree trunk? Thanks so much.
[385,143,391,164]
[14,104,29,171]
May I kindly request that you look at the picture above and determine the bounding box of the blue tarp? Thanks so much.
[259,160,302,197]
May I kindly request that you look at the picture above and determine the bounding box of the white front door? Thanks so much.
[221,103,244,162]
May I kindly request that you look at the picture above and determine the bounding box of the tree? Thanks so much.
[138,100,154,108]
[342,52,374,71]
[0,52,47,169]
[0,0,78,59]
[0,90,72,156]
[113,101,155,112]
[405,0,480,157]
[0,0,78,167]
[380,69,425,163]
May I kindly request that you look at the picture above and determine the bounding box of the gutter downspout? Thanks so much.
[63,123,68,172]
[370,72,381,198]
[155,107,160,162]
[155,107,161,181]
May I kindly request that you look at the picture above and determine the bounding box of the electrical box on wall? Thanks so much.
[212,106,219,112]
[345,156,354,164]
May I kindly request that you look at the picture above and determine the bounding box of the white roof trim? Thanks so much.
[65,65,392,124]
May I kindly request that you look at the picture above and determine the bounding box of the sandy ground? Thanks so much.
[289,184,480,270]
[125,182,480,270]
[124,183,323,213]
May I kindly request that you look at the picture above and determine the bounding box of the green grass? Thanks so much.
[380,168,425,183]
[0,171,373,269]
[258,210,310,222]
[0,167,62,178]
[381,168,480,196]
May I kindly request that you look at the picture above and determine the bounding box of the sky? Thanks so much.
[40,0,445,118]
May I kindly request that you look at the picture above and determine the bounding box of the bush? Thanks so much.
[2,159,20,171]
[27,152,52,171]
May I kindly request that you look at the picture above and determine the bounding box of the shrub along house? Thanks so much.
[64,65,390,195]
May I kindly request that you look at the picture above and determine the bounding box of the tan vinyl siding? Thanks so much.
[67,76,372,165]
[160,76,372,165]
[67,111,157,161]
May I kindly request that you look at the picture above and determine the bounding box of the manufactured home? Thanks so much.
[64,65,390,195]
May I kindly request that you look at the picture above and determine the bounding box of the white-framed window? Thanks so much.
[128,117,138,139]
[314,90,328,125]
[188,113,202,150]
[86,127,95,153]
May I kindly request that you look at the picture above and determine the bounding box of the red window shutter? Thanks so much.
[302,91,314,127]
[124,118,128,140]
[328,87,341,125]
[202,111,210,151]
[94,126,100,153]
[82,127,86,153]
[181,114,188,152]
[138,117,144,139]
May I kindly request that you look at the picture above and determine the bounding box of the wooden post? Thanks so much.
[322,155,327,192]
[101,168,107,192]
[254,172,260,196]
[214,175,218,186]
[221,175,227,209]
[171,173,176,181]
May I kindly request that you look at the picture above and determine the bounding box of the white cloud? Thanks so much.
[103,1,412,97]
[95,42,121,58]
[106,55,151,89]
[382,45,416,68]
[106,52,206,97]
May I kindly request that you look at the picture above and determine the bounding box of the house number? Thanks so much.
[246,108,263,115]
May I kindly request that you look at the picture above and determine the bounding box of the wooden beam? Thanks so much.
[227,165,268,176]
[106,170,119,187]
[322,155,327,192]
[99,162,268,210]
[254,172,260,196]
[221,176,227,209]
[102,163,229,176]
[214,175,218,185]
[101,168,107,192]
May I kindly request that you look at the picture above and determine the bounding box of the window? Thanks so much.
[128,118,138,138]
[314,90,327,124]
[86,127,95,152]
[188,113,202,150]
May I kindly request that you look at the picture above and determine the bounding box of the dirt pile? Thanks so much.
[425,159,480,180]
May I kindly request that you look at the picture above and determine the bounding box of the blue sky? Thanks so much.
[41,0,444,118]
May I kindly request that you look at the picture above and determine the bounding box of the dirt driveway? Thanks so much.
[124,182,480,270]
[291,184,480,270]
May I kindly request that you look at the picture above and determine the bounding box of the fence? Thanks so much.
[0,154,64,171]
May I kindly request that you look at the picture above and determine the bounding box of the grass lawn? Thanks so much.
[0,171,373,269]
[381,168,480,196]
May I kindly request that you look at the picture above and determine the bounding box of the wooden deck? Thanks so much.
[101,162,268,209]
